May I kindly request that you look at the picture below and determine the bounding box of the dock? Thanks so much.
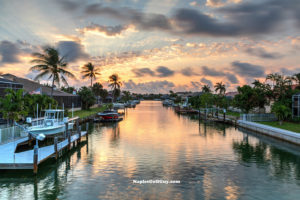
[0,120,88,173]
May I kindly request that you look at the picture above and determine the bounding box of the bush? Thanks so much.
[78,86,96,110]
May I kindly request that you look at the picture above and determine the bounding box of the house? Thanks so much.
[0,77,23,97]
[1,74,81,108]
[292,93,300,119]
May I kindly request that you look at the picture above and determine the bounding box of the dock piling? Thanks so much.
[33,145,38,174]
[54,137,58,159]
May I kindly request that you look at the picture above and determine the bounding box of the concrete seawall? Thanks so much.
[238,120,300,145]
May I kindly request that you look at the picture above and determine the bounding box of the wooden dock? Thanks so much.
[0,130,87,172]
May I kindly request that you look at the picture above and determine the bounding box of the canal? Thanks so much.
[1,101,300,200]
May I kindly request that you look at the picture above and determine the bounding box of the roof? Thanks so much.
[1,74,77,97]
[45,109,64,112]
[0,77,23,85]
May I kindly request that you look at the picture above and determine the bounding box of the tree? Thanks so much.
[292,73,300,89]
[78,87,96,110]
[30,47,75,97]
[202,85,211,93]
[61,86,76,94]
[271,102,291,125]
[99,89,108,102]
[122,91,131,102]
[214,82,226,95]
[92,82,103,96]
[81,62,101,87]
[234,85,257,113]
[0,89,27,124]
[24,94,58,117]
[108,74,122,102]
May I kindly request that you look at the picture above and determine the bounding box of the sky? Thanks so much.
[0,0,300,93]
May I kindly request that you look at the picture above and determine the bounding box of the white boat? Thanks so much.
[113,103,125,109]
[27,109,74,136]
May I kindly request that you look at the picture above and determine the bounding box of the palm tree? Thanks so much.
[81,62,101,87]
[109,74,122,102]
[30,47,75,97]
[202,85,211,93]
[266,73,281,88]
[214,82,226,95]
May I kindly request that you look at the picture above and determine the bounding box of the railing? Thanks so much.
[0,126,27,144]
[240,113,277,122]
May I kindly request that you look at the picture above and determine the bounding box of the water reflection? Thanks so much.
[0,101,300,200]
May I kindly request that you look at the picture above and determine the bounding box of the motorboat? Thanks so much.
[95,110,123,122]
[113,103,125,109]
[163,99,173,106]
[27,109,74,136]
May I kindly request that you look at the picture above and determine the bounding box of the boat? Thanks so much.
[27,109,74,136]
[162,99,173,106]
[113,103,125,109]
[94,110,123,122]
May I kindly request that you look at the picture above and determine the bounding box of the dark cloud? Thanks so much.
[0,40,20,64]
[84,4,171,31]
[245,47,283,59]
[132,68,155,77]
[280,68,300,75]
[80,24,130,36]
[56,0,80,12]
[156,66,175,77]
[190,81,202,89]
[226,73,239,84]
[201,66,225,76]
[231,61,265,77]
[57,41,89,62]
[180,67,199,76]
[131,66,174,77]
[200,77,213,87]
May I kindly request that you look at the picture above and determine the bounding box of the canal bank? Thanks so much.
[237,120,300,145]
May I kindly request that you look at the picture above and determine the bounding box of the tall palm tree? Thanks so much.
[109,74,122,102]
[202,85,211,93]
[81,62,101,87]
[214,82,226,95]
[30,47,75,97]
[266,73,281,88]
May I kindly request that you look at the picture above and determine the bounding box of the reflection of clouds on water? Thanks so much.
[1,101,300,199]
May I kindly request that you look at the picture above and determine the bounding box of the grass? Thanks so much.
[68,105,108,119]
[258,121,300,133]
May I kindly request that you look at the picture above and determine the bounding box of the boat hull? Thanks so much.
[28,123,74,136]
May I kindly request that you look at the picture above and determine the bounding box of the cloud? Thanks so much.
[131,66,174,77]
[156,66,175,77]
[0,40,20,64]
[132,68,155,77]
[231,61,265,77]
[84,3,171,31]
[79,24,131,37]
[57,41,89,62]
[123,79,175,93]
[56,0,80,12]
[206,0,226,7]
[201,66,225,76]
[200,77,213,87]
[280,67,300,75]
[226,73,239,84]
[180,67,199,76]
[245,47,283,59]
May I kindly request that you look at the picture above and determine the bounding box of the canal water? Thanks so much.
[1,101,300,200]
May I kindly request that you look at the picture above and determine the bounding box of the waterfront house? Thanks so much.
[1,74,81,108]
[292,93,300,119]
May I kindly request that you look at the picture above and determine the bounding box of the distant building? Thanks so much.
[2,74,81,108]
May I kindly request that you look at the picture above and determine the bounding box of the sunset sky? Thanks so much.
[0,0,300,93]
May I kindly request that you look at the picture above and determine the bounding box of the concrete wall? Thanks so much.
[238,120,300,145]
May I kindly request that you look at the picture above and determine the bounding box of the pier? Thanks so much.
[0,120,88,174]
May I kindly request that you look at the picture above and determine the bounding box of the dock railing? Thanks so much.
[240,113,277,122]
[0,125,27,145]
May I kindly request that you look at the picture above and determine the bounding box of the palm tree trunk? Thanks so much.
[91,78,93,88]
[51,77,55,97]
